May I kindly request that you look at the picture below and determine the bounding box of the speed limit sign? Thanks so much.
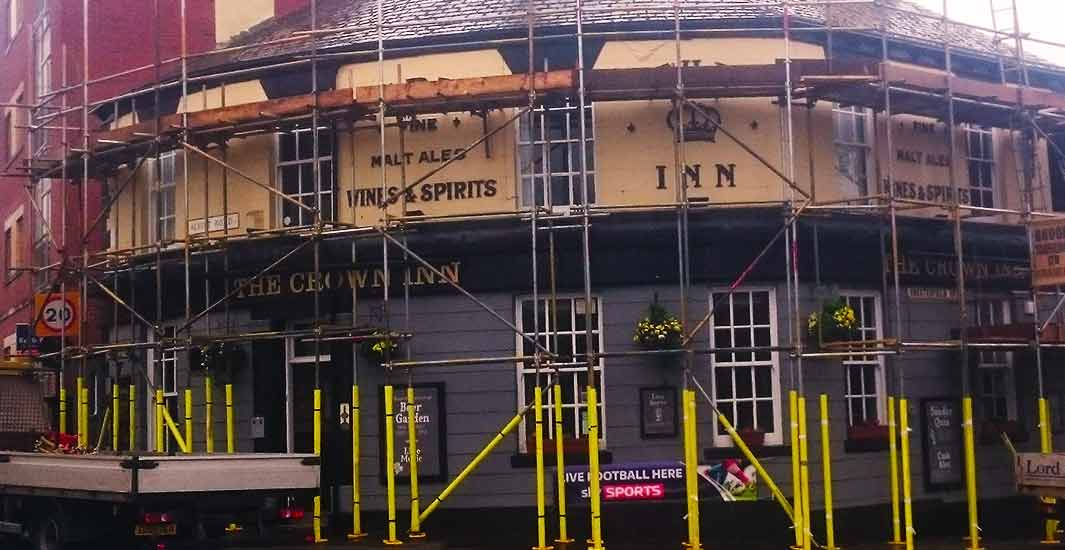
[34,291,80,337]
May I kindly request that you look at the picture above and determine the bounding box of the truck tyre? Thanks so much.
[32,516,62,550]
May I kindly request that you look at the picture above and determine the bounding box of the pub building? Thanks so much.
[76,0,1065,545]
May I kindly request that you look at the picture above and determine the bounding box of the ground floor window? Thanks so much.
[972,299,1016,421]
[516,295,603,453]
[841,293,884,427]
[709,288,781,446]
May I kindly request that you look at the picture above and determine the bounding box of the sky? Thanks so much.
[907,0,1065,65]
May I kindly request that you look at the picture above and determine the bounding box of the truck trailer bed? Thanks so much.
[0,452,320,501]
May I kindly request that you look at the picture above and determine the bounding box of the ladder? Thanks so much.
[988,0,1030,87]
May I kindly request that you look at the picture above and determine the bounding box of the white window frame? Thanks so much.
[515,294,605,453]
[284,326,331,453]
[8,0,21,42]
[275,126,334,228]
[32,11,51,153]
[151,151,178,243]
[964,125,995,209]
[972,298,1016,421]
[32,178,50,287]
[6,86,23,163]
[517,100,596,212]
[840,292,886,427]
[833,104,871,198]
[4,206,23,283]
[709,287,782,446]
[146,326,179,450]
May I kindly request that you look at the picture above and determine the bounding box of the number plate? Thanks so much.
[134,523,177,537]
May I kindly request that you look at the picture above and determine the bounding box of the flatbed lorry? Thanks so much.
[0,451,320,550]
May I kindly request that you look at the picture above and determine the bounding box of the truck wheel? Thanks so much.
[32,516,62,550]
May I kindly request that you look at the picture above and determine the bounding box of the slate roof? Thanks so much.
[196,0,1055,73]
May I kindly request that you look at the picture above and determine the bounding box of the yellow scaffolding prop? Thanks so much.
[790,391,803,550]
[408,385,425,538]
[184,389,193,452]
[225,383,235,453]
[349,385,367,540]
[887,396,902,545]
[899,398,914,550]
[75,377,84,448]
[532,387,551,550]
[587,386,604,550]
[553,382,573,544]
[819,395,837,550]
[161,404,190,453]
[155,389,165,453]
[59,387,67,435]
[383,385,401,545]
[128,384,136,451]
[961,397,979,550]
[683,389,702,550]
[420,405,529,523]
[112,384,120,451]
[205,376,214,453]
[798,397,811,550]
[1039,397,1060,544]
[313,389,327,543]
[80,386,90,449]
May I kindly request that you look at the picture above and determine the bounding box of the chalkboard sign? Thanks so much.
[379,383,447,483]
[640,387,678,438]
[921,398,963,491]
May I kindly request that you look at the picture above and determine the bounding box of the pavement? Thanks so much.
[215,536,1065,550]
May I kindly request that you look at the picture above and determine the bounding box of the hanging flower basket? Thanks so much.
[633,296,683,366]
[190,342,245,372]
[358,331,400,365]
[806,298,859,349]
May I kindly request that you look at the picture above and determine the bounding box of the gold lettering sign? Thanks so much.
[231,262,460,299]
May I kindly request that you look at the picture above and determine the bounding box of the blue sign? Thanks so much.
[561,460,758,504]
[15,323,42,355]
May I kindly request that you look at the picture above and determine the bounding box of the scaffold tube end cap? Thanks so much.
[347,532,368,540]
[554,538,575,544]
[532,545,555,550]
[409,531,428,539]
[383,538,405,546]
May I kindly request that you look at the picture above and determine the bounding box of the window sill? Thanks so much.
[844,438,890,454]
[510,450,613,468]
[703,445,791,460]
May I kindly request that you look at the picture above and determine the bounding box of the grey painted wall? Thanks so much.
[108,280,1059,517]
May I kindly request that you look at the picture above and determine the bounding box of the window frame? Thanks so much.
[514,293,606,454]
[150,151,179,243]
[832,104,871,198]
[7,0,21,44]
[839,291,886,428]
[971,298,1016,421]
[516,100,596,212]
[274,125,335,228]
[32,178,51,288]
[4,209,23,284]
[963,125,996,209]
[708,287,782,447]
[6,88,23,165]
[32,10,51,154]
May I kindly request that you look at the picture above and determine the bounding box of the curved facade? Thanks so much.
[73,0,1065,544]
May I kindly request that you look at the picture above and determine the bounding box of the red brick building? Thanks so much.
[0,0,305,356]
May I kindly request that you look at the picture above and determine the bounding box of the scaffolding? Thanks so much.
[7,0,1065,546]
